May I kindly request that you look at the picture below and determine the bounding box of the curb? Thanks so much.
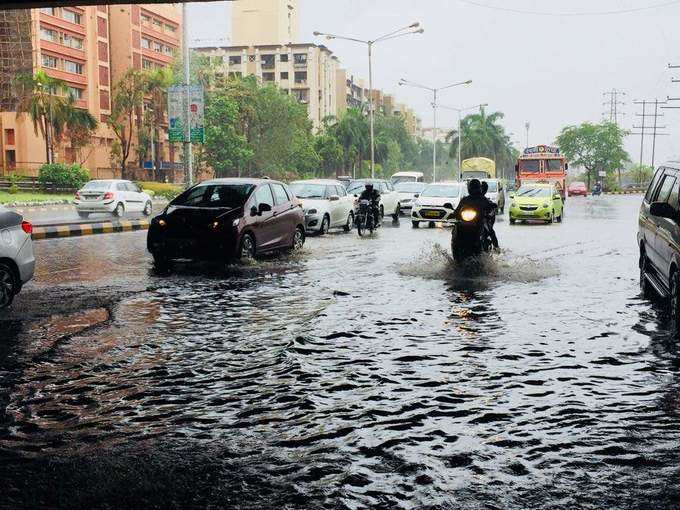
[604,190,644,195]
[32,219,149,240]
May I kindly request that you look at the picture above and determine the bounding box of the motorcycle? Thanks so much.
[356,199,378,236]
[450,206,494,262]
[592,183,602,196]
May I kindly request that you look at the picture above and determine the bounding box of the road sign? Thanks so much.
[167,85,205,144]
[598,171,607,177]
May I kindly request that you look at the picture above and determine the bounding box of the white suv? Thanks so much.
[346,179,401,220]
[289,179,355,235]
[74,180,153,218]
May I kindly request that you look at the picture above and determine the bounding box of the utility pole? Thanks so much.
[182,2,193,187]
[524,122,530,149]
[602,88,626,126]
[632,99,669,175]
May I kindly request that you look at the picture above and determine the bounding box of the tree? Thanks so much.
[626,163,654,185]
[14,70,67,164]
[139,68,173,180]
[556,122,630,189]
[57,94,97,165]
[314,133,343,177]
[108,69,146,179]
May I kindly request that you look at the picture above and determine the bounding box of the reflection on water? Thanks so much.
[2,196,680,509]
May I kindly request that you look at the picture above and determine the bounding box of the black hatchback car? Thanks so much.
[638,163,680,331]
[147,178,306,268]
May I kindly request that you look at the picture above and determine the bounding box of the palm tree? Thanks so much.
[57,94,98,163]
[14,70,67,164]
[331,107,369,175]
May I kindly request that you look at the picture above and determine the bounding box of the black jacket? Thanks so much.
[359,189,381,202]
[453,194,496,220]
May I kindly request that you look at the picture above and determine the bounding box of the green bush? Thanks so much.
[8,184,18,194]
[137,181,183,200]
[38,163,89,190]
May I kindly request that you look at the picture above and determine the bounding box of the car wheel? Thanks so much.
[239,233,256,260]
[152,252,171,273]
[114,202,125,218]
[556,211,563,223]
[143,201,153,216]
[77,211,89,219]
[292,226,305,251]
[671,271,680,337]
[640,251,654,299]
[412,220,419,228]
[343,212,354,232]
[380,205,384,219]
[319,215,330,236]
[392,204,400,221]
[509,218,516,225]
[0,262,17,309]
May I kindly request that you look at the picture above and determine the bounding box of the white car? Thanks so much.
[411,182,467,228]
[0,205,35,309]
[74,179,153,218]
[289,179,355,235]
[482,179,506,213]
[346,179,401,220]
[394,182,426,213]
[391,171,424,185]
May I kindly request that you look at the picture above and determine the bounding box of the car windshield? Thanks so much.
[483,181,498,192]
[289,183,326,199]
[421,185,460,198]
[347,181,377,194]
[516,186,552,198]
[82,181,112,191]
[395,182,425,193]
[171,184,255,208]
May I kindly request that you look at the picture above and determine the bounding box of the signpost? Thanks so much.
[168,85,184,143]
[168,84,204,144]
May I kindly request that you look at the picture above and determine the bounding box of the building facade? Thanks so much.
[231,0,299,47]
[0,3,181,178]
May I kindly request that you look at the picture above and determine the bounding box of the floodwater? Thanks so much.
[2,195,679,509]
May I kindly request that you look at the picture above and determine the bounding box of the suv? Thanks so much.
[638,163,680,331]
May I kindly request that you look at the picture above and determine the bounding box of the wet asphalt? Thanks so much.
[1,194,680,510]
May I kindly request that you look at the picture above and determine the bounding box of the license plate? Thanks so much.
[423,211,440,218]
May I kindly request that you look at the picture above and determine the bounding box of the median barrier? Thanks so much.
[32,219,149,240]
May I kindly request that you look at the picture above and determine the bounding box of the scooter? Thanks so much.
[450,206,494,262]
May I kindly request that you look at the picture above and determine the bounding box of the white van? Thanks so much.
[391,172,424,185]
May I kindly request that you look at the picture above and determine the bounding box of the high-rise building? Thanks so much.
[232,0,299,46]
[0,3,181,178]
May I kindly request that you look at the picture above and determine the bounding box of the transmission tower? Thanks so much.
[602,89,626,126]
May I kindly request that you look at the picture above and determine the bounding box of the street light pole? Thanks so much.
[436,103,488,180]
[399,78,472,182]
[182,1,193,187]
[314,23,424,179]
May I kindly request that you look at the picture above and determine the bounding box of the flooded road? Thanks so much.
[2,194,680,509]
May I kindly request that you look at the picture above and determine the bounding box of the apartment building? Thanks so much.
[232,0,299,47]
[197,43,340,130]
[0,3,181,177]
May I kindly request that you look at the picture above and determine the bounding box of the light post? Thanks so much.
[314,23,424,178]
[525,121,530,149]
[437,103,487,180]
[399,79,472,182]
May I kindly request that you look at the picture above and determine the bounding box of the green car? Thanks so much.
[509,184,564,224]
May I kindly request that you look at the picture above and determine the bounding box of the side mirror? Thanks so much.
[258,203,272,214]
[250,205,258,216]
[650,201,677,220]
[353,194,358,198]
[414,194,420,198]
[329,195,340,201]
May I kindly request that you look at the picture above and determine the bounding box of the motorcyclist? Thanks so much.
[359,182,381,227]
[453,179,498,249]
[481,181,500,250]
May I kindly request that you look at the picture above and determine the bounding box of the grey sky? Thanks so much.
[188,0,680,164]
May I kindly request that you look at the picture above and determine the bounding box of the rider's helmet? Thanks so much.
[481,181,489,195]
[365,183,374,192]
[468,179,482,196]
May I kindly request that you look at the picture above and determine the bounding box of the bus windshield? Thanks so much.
[520,160,540,173]
[546,159,563,172]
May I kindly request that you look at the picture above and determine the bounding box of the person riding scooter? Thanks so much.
[481,181,500,250]
[359,183,381,227]
[454,180,498,237]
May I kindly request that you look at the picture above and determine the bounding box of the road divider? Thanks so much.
[32,219,150,240]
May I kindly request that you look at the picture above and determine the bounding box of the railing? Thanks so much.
[0,177,77,193]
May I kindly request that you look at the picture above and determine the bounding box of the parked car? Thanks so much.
[638,164,680,332]
[147,178,305,267]
[0,206,35,309]
[394,181,427,213]
[346,179,401,220]
[509,183,564,224]
[481,178,506,213]
[411,182,467,228]
[568,181,588,197]
[289,179,355,235]
[74,179,153,218]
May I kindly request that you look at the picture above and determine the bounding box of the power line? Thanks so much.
[631,99,669,169]
[453,0,680,16]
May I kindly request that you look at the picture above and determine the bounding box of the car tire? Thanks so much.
[343,212,354,232]
[114,202,125,218]
[239,233,256,260]
[412,221,419,228]
[0,262,17,309]
[379,205,384,220]
[392,204,400,221]
[509,218,516,225]
[143,201,153,216]
[556,212,562,223]
[319,215,330,236]
[291,226,305,251]
[77,211,89,219]
[152,252,171,273]
[640,251,654,299]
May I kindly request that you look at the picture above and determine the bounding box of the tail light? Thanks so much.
[103,191,114,200]
[21,221,32,235]
[74,191,81,200]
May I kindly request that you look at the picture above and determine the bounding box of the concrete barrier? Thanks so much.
[32,219,149,240]
[604,190,644,195]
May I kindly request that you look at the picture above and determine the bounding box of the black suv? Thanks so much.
[638,163,680,330]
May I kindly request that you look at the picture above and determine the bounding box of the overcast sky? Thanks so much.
[188,0,680,164]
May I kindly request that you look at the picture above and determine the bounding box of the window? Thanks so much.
[163,45,174,56]
[229,55,242,65]
[153,41,162,52]
[546,159,562,172]
[335,186,346,197]
[40,7,56,15]
[262,72,275,82]
[645,168,665,202]
[100,90,109,110]
[142,59,153,70]
[280,72,289,80]
[254,185,275,208]
[99,65,109,85]
[152,19,162,30]
[280,54,289,62]
[126,182,141,193]
[261,54,275,68]
[66,86,83,100]
[272,184,290,205]
[141,37,150,49]
[294,53,307,65]
[97,16,107,38]
[165,24,176,34]
[669,180,680,210]
[173,184,255,208]
[64,60,84,74]
[5,150,16,168]
[141,14,151,25]
[294,71,307,84]
[63,34,83,49]
[98,41,108,61]
[40,27,58,42]
[519,160,540,173]
[116,183,128,192]
[62,9,82,25]
[5,129,15,145]
[654,174,677,203]
[41,54,58,69]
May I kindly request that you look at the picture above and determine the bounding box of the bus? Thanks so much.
[461,157,496,180]
[515,145,568,199]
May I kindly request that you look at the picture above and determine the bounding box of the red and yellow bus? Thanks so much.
[515,145,568,199]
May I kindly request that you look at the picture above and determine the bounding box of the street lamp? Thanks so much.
[399,78,472,182]
[436,103,487,180]
[314,23,424,178]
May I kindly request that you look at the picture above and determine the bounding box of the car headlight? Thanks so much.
[542,202,550,208]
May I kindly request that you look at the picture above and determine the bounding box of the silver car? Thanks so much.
[0,205,35,309]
